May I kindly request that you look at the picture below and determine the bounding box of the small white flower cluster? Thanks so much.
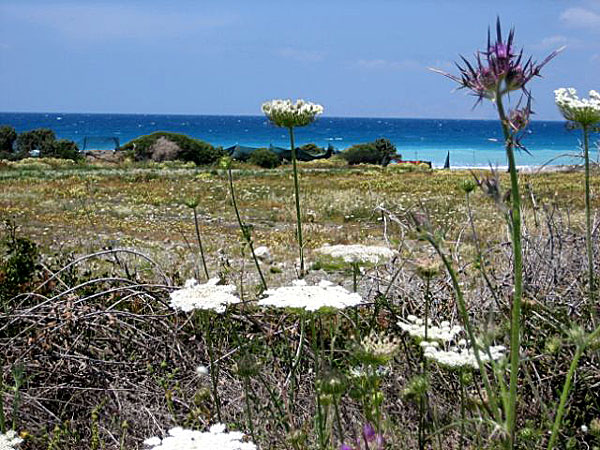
[169,278,240,314]
[397,315,463,342]
[349,364,390,378]
[0,430,23,450]
[360,331,400,361]
[262,99,323,128]
[555,88,600,126]
[421,340,506,370]
[144,424,257,450]
[258,279,363,312]
[316,244,396,265]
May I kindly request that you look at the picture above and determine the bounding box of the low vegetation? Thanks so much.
[1,158,599,448]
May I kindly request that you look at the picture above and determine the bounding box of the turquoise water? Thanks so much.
[1,112,598,167]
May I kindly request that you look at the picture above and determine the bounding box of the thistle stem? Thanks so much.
[289,126,305,278]
[496,90,523,449]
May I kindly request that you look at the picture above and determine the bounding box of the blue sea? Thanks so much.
[1,112,597,168]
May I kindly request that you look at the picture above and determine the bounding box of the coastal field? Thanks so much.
[1,160,600,449]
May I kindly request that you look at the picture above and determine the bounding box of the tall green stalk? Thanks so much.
[547,325,600,449]
[227,167,268,291]
[582,125,595,303]
[192,206,210,280]
[496,90,523,449]
[288,126,305,278]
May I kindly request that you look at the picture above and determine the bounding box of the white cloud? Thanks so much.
[0,3,236,41]
[560,7,600,29]
[533,35,569,49]
[278,48,324,63]
[356,58,422,71]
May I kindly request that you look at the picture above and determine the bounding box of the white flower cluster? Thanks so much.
[315,244,396,265]
[169,278,240,314]
[0,430,23,450]
[144,424,256,450]
[360,331,400,360]
[258,279,363,312]
[421,340,506,370]
[262,99,323,128]
[398,315,463,342]
[555,88,600,126]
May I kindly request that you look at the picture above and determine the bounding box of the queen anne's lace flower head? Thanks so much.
[258,279,363,312]
[0,430,23,450]
[169,278,240,314]
[315,244,396,265]
[262,99,323,128]
[144,424,257,450]
[398,316,463,342]
[555,88,600,127]
[422,340,506,370]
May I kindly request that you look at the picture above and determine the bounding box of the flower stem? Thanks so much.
[227,167,268,291]
[583,125,595,304]
[352,262,359,292]
[192,206,210,280]
[203,313,222,422]
[289,126,305,278]
[496,90,523,449]
[425,236,501,424]
[547,325,600,449]
[243,376,256,444]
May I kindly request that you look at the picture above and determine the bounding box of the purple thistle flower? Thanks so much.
[431,17,563,104]
[363,423,376,442]
[340,445,354,450]
[375,433,386,449]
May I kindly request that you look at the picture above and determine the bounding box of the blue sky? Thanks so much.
[0,0,598,119]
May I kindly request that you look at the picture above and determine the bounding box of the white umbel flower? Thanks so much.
[422,341,506,370]
[144,424,257,449]
[169,278,240,314]
[262,99,323,128]
[315,244,396,265]
[0,430,23,450]
[555,88,600,126]
[258,279,363,312]
[398,316,463,342]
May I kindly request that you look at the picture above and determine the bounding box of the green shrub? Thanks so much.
[299,143,324,154]
[248,148,281,168]
[0,220,39,304]
[121,132,224,165]
[16,128,56,156]
[0,125,17,152]
[340,138,397,166]
[44,139,83,161]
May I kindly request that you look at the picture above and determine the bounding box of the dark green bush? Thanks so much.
[16,128,56,156]
[299,143,324,154]
[44,139,83,161]
[249,148,281,169]
[121,132,224,165]
[0,220,39,304]
[340,138,397,166]
[0,125,17,153]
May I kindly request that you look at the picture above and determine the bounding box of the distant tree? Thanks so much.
[299,143,323,154]
[249,148,281,168]
[0,125,17,153]
[340,138,397,166]
[121,131,224,165]
[16,128,56,156]
[45,139,83,161]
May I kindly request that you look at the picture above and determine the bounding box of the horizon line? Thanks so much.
[0,110,565,123]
